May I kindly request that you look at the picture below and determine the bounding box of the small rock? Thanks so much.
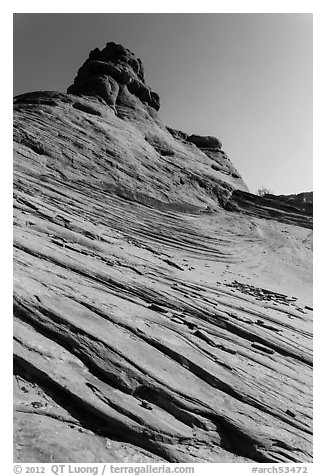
[187,323,197,330]
[31,401,42,409]
[105,439,111,449]
[140,400,152,410]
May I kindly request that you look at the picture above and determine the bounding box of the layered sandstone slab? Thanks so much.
[13,42,312,463]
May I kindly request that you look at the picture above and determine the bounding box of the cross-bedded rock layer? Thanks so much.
[13,43,312,463]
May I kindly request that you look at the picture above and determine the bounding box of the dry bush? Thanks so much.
[257,186,273,197]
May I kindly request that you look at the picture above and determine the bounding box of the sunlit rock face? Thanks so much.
[13,42,312,464]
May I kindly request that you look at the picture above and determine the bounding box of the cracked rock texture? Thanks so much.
[13,42,312,463]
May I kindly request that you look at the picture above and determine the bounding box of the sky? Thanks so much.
[13,13,312,195]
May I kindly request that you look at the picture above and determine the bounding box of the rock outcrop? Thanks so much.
[275,191,313,205]
[67,42,160,111]
[266,192,313,216]
[13,42,312,463]
[229,190,313,229]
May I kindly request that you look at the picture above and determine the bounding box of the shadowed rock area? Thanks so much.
[13,42,312,463]
[67,42,160,111]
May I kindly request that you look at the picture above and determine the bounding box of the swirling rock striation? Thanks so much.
[13,42,312,463]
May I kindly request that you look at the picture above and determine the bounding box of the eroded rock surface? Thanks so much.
[230,190,312,229]
[13,42,312,463]
[67,42,160,111]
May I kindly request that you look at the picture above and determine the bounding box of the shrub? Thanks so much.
[257,186,273,197]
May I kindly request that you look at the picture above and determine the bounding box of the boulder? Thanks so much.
[187,134,222,150]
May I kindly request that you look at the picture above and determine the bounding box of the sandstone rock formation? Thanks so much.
[67,42,160,111]
[13,42,312,463]
[267,192,313,216]
[229,190,312,229]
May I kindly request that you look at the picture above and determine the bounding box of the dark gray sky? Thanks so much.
[13,13,312,194]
